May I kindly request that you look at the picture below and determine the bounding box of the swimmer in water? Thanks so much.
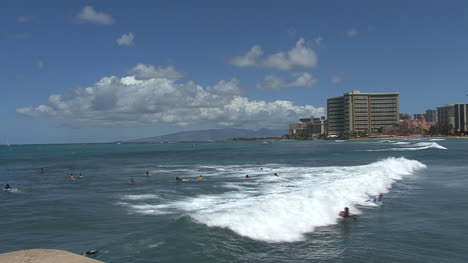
[145,171,150,176]
[130,178,138,184]
[245,175,250,178]
[176,177,189,182]
[273,173,279,177]
[339,207,359,219]
[197,175,204,180]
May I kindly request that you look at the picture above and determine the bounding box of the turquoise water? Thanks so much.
[1,139,467,262]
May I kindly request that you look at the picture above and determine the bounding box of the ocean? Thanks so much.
[1,139,467,263]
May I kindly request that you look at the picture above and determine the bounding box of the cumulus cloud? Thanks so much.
[230,45,263,67]
[257,73,317,90]
[346,28,359,37]
[116,32,134,46]
[17,64,324,128]
[76,6,114,25]
[331,74,344,85]
[129,64,184,80]
[231,38,318,70]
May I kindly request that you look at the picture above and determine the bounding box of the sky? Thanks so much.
[2,0,468,144]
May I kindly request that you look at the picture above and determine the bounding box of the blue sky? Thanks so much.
[2,0,468,144]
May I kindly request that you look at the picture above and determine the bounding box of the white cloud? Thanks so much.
[77,6,115,25]
[17,64,324,128]
[37,60,44,69]
[230,45,263,67]
[346,28,359,38]
[17,16,32,23]
[331,74,344,85]
[116,32,134,46]
[129,64,184,80]
[257,73,317,90]
[231,38,318,70]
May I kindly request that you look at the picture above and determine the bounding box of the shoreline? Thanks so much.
[230,135,466,141]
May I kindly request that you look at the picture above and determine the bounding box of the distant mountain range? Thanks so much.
[123,128,287,142]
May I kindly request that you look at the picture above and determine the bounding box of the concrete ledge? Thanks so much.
[0,249,104,263]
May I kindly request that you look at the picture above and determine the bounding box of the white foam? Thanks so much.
[392,141,411,145]
[394,142,447,151]
[368,141,447,151]
[118,158,426,243]
[121,194,159,200]
[187,157,425,242]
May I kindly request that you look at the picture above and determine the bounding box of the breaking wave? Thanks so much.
[118,157,426,243]
[369,141,447,151]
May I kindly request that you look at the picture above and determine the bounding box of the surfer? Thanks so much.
[130,178,138,184]
[145,171,150,176]
[4,184,11,191]
[40,168,46,173]
[373,193,383,203]
[273,173,279,177]
[197,175,204,180]
[245,174,250,178]
[339,207,359,219]
[69,174,75,180]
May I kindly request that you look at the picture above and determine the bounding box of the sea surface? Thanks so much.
[1,139,467,263]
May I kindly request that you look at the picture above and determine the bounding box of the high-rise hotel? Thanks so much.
[327,90,400,136]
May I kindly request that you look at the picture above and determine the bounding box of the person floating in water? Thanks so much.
[176,177,189,182]
[130,178,139,184]
[339,207,359,219]
[4,184,12,191]
[245,174,250,178]
[145,171,150,176]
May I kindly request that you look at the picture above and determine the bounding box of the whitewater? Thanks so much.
[120,157,426,242]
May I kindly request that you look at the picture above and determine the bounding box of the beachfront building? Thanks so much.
[400,113,412,121]
[425,109,437,123]
[413,113,426,121]
[327,90,400,136]
[383,115,432,135]
[327,96,345,136]
[437,104,455,127]
[454,104,468,135]
[289,116,326,138]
